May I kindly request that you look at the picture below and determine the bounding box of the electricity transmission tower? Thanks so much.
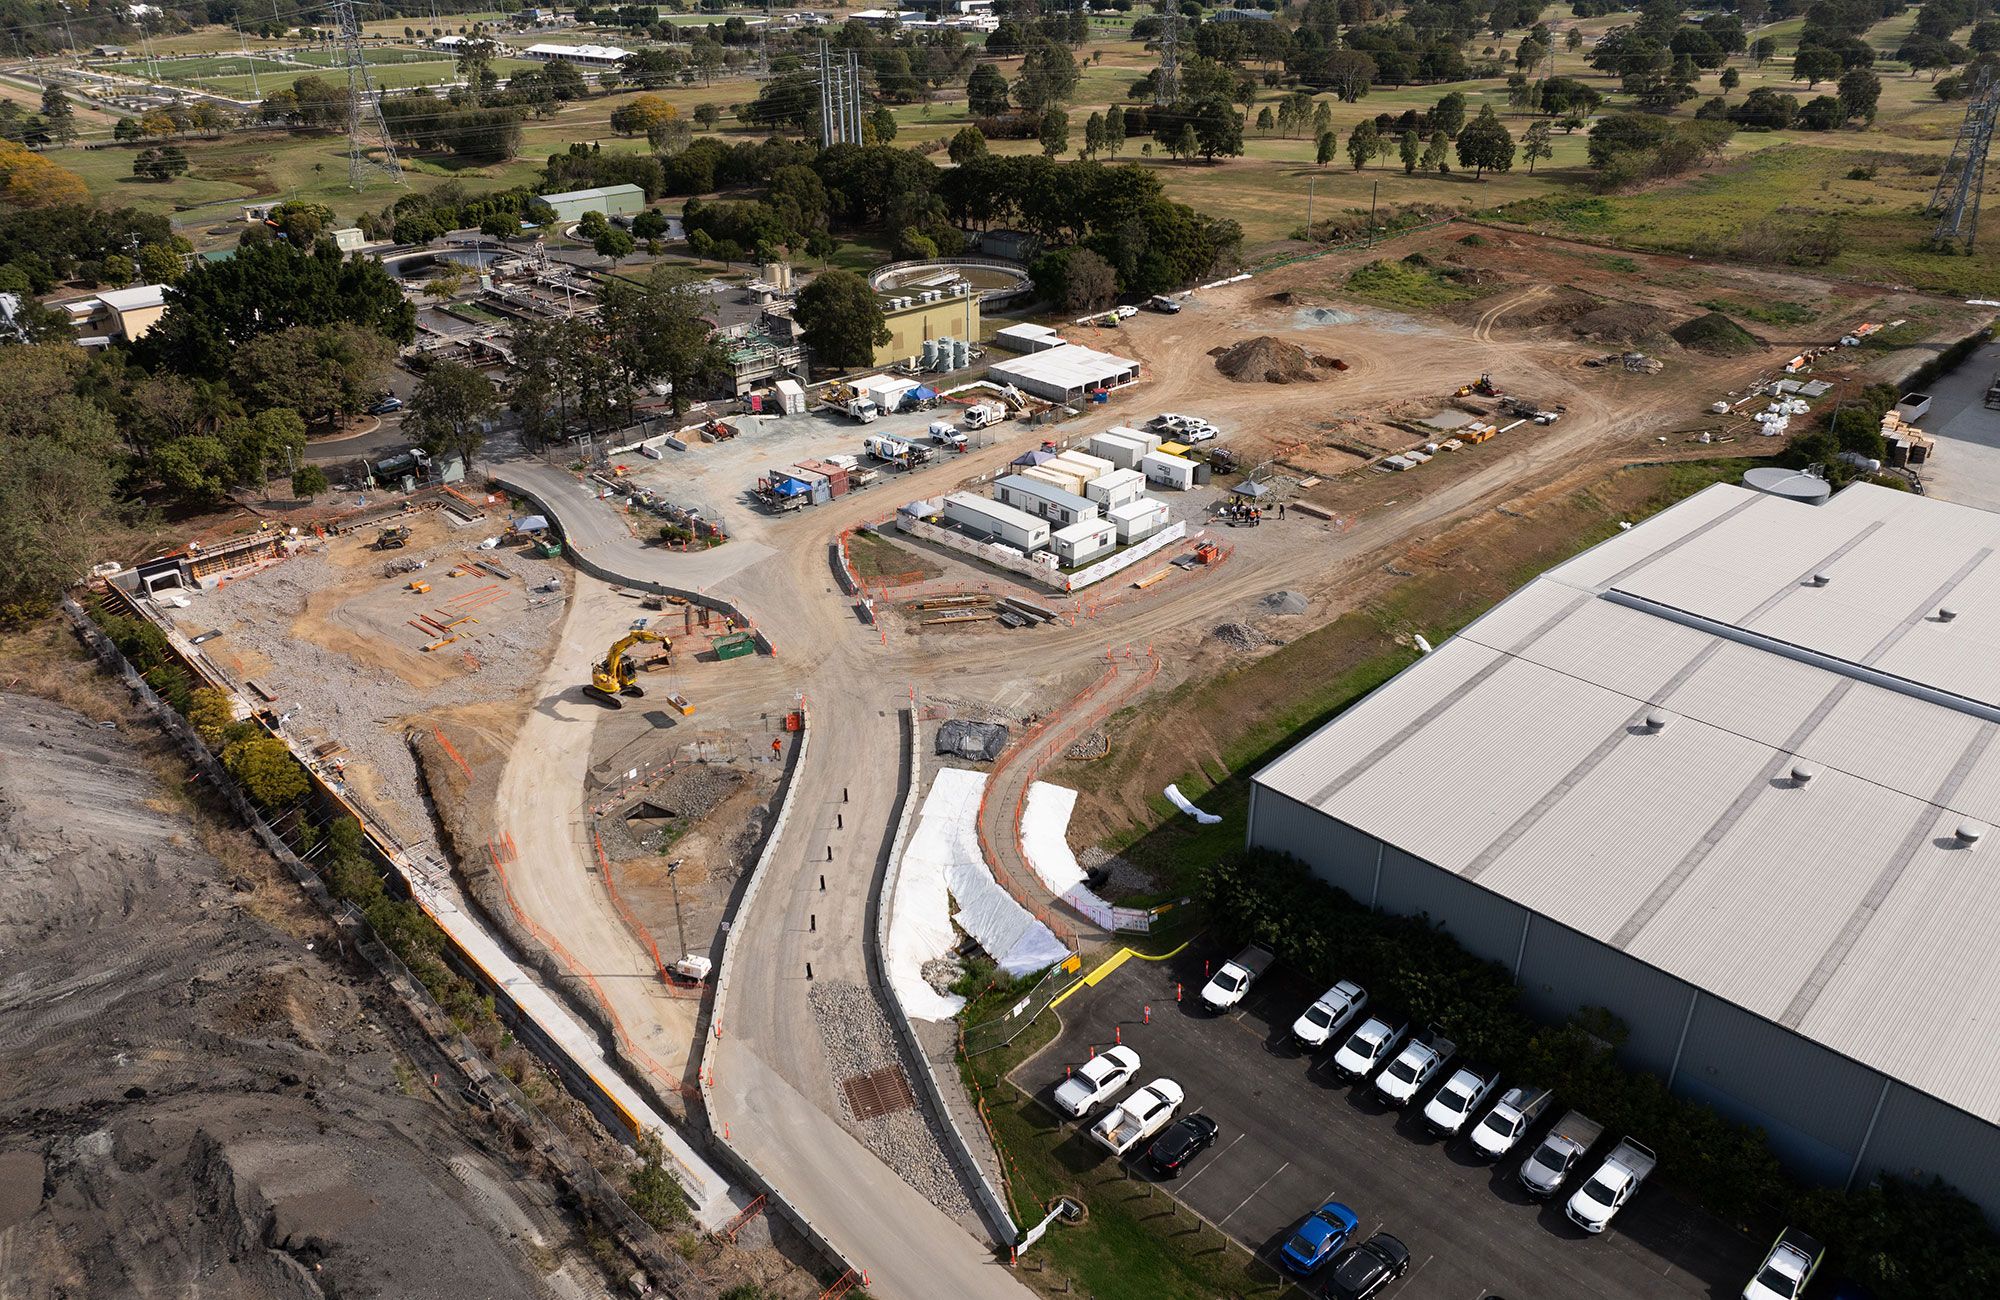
[333,0,402,188]
[1927,66,2000,254]
[1154,10,1182,106]
[816,41,863,147]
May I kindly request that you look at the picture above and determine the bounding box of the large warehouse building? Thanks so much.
[1249,480,2000,1220]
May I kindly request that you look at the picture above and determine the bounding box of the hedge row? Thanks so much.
[1200,848,2000,1299]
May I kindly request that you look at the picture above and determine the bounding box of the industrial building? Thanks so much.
[521,42,631,65]
[63,283,167,347]
[1248,481,2000,1220]
[875,284,980,367]
[994,322,1064,353]
[537,183,646,224]
[988,343,1140,403]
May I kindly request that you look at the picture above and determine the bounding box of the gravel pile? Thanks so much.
[921,956,965,997]
[1210,622,1273,652]
[1062,729,1109,761]
[1261,590,1308,616]
[1078,846,1161,897]
[809,981,975,1219]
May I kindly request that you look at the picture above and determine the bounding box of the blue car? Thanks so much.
[1280,1200,1360,1275]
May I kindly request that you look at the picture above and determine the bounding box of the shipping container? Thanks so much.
[795,459,849,496]
[1109,497,1170,543]
[1020,462,1091,498]
[1049,448,1115,481]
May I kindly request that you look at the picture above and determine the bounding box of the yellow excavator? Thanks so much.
[584,630,671,708]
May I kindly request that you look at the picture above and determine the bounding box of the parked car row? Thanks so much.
[1277,1198,1412,1298]
[1149,411,1219,443]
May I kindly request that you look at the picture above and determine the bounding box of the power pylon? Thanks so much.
[1154,9,1182,106]
[333,0,402,188]
[1926,66,1999,254]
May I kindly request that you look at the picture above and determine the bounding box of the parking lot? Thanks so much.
[1012,950,1761,1299]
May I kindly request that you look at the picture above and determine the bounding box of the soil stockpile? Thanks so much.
[1570,301,1673,345]
[1671,311,1761,355]
[1215,336,1347,384]
[1261,590,1308,615]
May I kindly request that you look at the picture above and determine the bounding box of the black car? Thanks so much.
[1144,1113,1219,1176]
[1326,1232,1411,1299]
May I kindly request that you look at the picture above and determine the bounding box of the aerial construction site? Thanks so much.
[15,216,1991,1300]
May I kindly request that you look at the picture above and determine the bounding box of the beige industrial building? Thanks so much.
[875,284,980,367]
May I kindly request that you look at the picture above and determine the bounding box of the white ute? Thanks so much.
[1089,1079,1185,1154]
[1565,1138,1657,1233]
[1200,945,1272,1011]
[1052,1045,1139,1118]
[1290,980,1367,1049]
[1373,1029,1455,1107]
[1422,1065,1500,1137]
[1331,1017,1406,1082]
[1469,1085,1552,1160]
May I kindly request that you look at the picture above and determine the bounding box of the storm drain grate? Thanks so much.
[841,1065,916,1120]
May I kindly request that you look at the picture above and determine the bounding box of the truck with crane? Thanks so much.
[864,433,936,470]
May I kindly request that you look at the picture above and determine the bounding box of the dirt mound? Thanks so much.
[1215,336,1347,384]
[1267,290,1302,305]
[1570,301,1674,345]
[1260,590,1308,615]
[1670,311,1762,355]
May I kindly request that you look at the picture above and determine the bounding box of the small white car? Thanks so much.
[1179,424,1218,444]
[1422,1066,1500,1137]
[1089,1078,1185,1154]
[1331,1017,1405,1082]
[1053,1045,1140,1118]
[1290,980,1367,1049]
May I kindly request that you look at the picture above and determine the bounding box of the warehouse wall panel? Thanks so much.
[1516,923,1693,1077]
[1374,846,1530,968]
[1248,790,1377,903]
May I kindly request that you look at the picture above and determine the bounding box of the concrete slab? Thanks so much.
[1905,338,2000,512]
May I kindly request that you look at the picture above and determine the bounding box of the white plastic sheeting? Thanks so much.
[888,769,976,1021]
[895,770,1070,1003]
[1020,783,1087,894]
[1164,783,1222,825]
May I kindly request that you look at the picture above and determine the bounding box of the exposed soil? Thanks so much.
[1671,311,1763,355]
[0,690,603,1300]
[1213,335,1348,384]
[1569,301,1676,346]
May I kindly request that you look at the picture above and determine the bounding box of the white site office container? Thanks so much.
[1085,467,1146,512]
[1140,450,1199,491]
[1108,497,1170,543]
[1021,462,1091,498]
[942,492,1050,553]
[994,473,1096,528]
[1049,448,1114,482]
[1053,517,1117,565]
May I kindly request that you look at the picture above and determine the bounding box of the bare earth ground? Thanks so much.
[0,689,611,1300]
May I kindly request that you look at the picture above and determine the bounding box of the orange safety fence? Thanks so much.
[595,829,670,984]
[958,1021,1026,1223]
[433,725,474,781]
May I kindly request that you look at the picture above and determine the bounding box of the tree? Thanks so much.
[0,139,88,207]
[1062,247,1117,313]
[1312,98,1334,141]
[542,58,587,102]
[1457,106,1515,178]
[1084,110,1106,158]
[1433,91,1468,138]
[0,347,127,625]
[1257,106,1276,134]
[610,94,682,149]
[1040,106,1070,157]
[1318,50,1376,102]
[1192,97,1244,160]
[231,323,394,427]
[627,1133,690,1230]
[1566,28,1583,54]
[1794,47,1842,89]
[144,242,414,378]
[1796,94,1848,130]
[268,200,335,252]
[291,464,330,501]
[794,269,888,368]
[39,86,75,146]
[949,125,988,165]
[693,102,721,130]
[223,736,308,810]
[1014,41,1079,114]
[1838,68,1881,123]
[132,147,190,182]
[1522,120,1554,173]
[1317,129,1337,166]
[594,226,636,264]
[1720,66,1741,91]
[870,105,898,144]
[1171,122,1199,161]
[967,62,1011,116]
[188,688,235,747]
[633,208,669,240]
[406,360,499,468]
[1423,130,1450,173]
[1347,119,1379,170]
[1104,104,1126,157]
[1752,36,1777,66]
[598,266,730,418]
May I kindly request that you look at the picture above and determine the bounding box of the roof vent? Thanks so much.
[1959,820,1987,846]
[1808,572,1832,587]
[1644,708,1670,732]
[1939,606,1959,622]
[1791,761,1819,785]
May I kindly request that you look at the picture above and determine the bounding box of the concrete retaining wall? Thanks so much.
[871,709,1020,1248]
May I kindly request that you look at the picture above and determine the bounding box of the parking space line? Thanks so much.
[1176,1132,1243,1191]
[1217,1160,1289,1227]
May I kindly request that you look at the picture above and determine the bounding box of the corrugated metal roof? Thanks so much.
[1253,482,2000,1125]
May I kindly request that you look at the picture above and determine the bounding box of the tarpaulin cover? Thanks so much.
[769,476,807,496]
[887,770,975,1021]
[1011,448,1057,467]
[1165,783,1222,825]
[936,719,1009,762]
[511,515,549,532]
[909,385,938,402]
[916,769,1070,979]
[1023,782,1155,933]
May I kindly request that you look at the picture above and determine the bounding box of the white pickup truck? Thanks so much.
[1200,945,1273,1012]
[1373,1028,1455,1107]
[1469,1084,1552,1160]
[1089,1078,1184,1155]
[1052,1045,1139,1118]
[1565,1138,1657,1233]
[1290,980,1367,1049]
[1422,1065,1500,1137]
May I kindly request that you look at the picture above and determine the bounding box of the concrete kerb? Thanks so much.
[492,473,774,655]
[870,708,1021,1250]
[697,707,865,1281]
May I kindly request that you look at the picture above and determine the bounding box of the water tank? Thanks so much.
[952,339,970,369]
[921,339,939,368]
[1742,466,1832,505]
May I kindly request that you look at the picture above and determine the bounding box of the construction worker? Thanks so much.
[770,737,783,759]
[1279,502,1286,519]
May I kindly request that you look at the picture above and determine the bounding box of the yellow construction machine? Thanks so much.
[584,630,671,708]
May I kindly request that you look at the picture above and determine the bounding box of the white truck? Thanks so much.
[844,397,880,423]
[1052,1045,1139,1118]
[1565,1137,1656,1233]
[1331,1015,1406,1082]
[1200,945,1273,1011]
[1373,1027,1455,1107]
[1089,1078,1184,1154]
[1469,1084,1552,1161]
[1290,980,1367,1049]
[1422,1064,1500,1137]
[928,420,968,451]
[1519,1110,1603,1199]
[963,401,1006,429]
[863,433,935,469]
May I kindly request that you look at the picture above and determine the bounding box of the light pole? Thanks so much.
[1305,176,1314,240]
[666,858,687,958]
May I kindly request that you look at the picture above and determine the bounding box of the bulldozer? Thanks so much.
[584,630,671,708]
[375,525,412,550]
